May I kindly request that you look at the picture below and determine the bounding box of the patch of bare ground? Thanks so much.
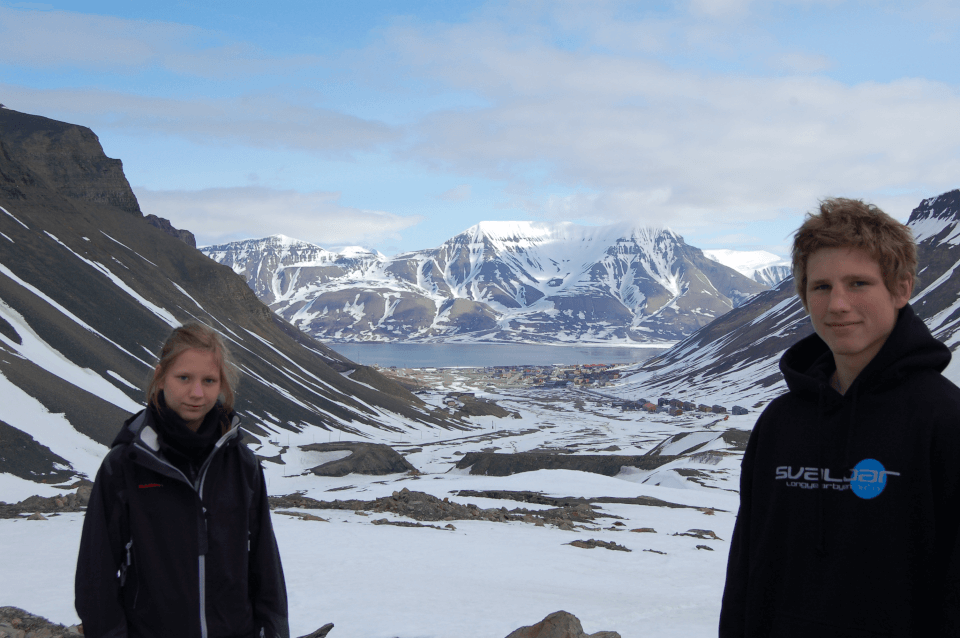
[566,539,631,552]
[269,487,618,529]
[454,489,726,512]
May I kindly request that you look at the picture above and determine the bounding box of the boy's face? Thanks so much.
[805,247,912,375]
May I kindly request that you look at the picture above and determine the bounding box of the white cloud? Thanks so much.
[772,52,833,74]
[5,1,959,254]
[438,184,472,201]
[0,5,318,77]
[134,187,425,247]
[0,84,395,157]
[375,15,960,229]
[688,0,754,19]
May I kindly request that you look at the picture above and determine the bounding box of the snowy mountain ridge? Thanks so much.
[203,222,768,345]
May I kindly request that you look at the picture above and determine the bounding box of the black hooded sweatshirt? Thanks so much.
[75,397,289,638]
[720,304,960,637]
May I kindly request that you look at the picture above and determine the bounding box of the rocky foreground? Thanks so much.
[0,607,80,638]
[0,606,617,638]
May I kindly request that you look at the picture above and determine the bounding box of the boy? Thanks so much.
[720,198,960,636]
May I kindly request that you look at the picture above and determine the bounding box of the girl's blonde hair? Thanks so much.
[146,322,239,412]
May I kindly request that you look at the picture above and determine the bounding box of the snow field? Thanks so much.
[0,370,750,637]
[277,494,732,638]
[0,513,84,625]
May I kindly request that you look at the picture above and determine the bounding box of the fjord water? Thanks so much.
[332,342,667,368]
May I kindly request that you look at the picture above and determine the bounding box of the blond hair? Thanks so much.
[147,322,239,412]
[792,197,917,308]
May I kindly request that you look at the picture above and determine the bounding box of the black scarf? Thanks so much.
[151,392,227,479]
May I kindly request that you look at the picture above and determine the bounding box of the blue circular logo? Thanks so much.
[851,458,889,500]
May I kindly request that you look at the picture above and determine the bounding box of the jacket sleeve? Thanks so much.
[249,462,289,638]
[75,450,129,638]
[718,418,760,638]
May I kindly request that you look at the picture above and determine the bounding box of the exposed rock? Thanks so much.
[674,528,722,541]
[455,452,679,477]
[454,489,717,512]
[0,488,88,519]
[300,442,417,477]
[0,606,79,637]
[567,539,631,552]
[371,518,448,530]
[0,109,142,214]
[296,623,334,638]
[0,421,75,484]
[144,214,196,247]
[455,395,512,418]
[504,610,621,638]
[269,488,612,526]
[274,511,328,522]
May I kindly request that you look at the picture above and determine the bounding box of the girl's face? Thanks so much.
[157,348,222,432]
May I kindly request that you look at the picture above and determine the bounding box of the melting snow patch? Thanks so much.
[171,282,207,313]
[44,233,177,327]
[100,231,159,267]
[106,370,140,390]
[0,205,28,228]
[0,264,153,368]
[652,432,720,456]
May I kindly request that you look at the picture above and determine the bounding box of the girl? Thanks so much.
[76,322,288,638]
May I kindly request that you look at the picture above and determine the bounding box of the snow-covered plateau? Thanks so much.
[0,378,750,638]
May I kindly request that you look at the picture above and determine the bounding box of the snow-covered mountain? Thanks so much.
[702,249,792,287]
[203,223,768,345]
[907,189,960,353]
[614,189,960,407]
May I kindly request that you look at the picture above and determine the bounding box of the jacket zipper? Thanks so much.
[132,424,239,638]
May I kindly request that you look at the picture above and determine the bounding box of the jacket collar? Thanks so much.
[780,303,950,399]
[114,406,242,455]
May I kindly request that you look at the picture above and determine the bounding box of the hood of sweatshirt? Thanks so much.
[780,303,950,401]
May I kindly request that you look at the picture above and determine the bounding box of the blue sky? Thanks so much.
[2,1,959,257]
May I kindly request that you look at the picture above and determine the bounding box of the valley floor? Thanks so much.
[0,371,754,638]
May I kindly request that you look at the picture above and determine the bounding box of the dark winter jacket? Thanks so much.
[75,403,289,638]
[720,304,960,637]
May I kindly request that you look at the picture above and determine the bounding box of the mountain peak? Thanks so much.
[463,220,678,246]
[907,188,960,243]
[0,108,142,214]
[909,189,960,222]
